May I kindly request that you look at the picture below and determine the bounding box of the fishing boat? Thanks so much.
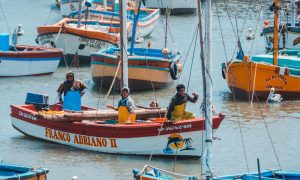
[133,0,300,179]
[145,0,196,14]
[0,33,62,77]
[91,47,181,90]
[91,0,181,90]
[261,0,300,50]
[36,18,131,64]
[68,5,160,38]
[10,0,224,157]
[223,0,300,100]
[0,163,49,180]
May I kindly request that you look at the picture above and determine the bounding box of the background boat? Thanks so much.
[0,163,49,180]
[91,47,181,90]
[68,6,160,38]
[0,37,62,76]
[36,18,130,64]
[145,0,196,14]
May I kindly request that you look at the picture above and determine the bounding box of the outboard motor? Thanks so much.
[25,93,49,111]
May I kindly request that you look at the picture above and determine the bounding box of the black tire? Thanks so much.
[169,61,178,80]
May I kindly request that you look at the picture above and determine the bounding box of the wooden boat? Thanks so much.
[145,0,196,14]
[36,18,131,64]
[68,6,160,38]
[0,163,49,180]
[10,103,224,157]
[90,47,181,90]
[214,169,300,179]
[223,0,300,100]
[10,0,224,157]
[0,45,62,76]
[133,167,300,180]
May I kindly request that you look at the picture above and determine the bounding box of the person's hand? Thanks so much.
[106,104,114,109]
[192,93,198,97]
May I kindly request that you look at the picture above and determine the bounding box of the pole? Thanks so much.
[130,0,142,55]
[103,0,107,11]
[273,0,279,66]
[291,0,295,27]
[164,7,169,49]
[77,0,83,28]
[120,0,128,88]
[205,0,213,179]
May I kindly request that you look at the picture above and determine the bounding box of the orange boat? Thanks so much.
[222,0,300,101]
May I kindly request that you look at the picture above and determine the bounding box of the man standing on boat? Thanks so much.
[57,71,87,104]
[167,84,198,121]
[107,87,136,124]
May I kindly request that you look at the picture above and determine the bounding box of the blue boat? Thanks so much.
[214,169,300,180]
[0,163,49,180]
[133,167,300,180]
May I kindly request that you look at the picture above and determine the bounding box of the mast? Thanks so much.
[129,0,142,55]
[273,0,279,66]
[120,0,128,88]
[203,0,213,179]
[77,0,83,28]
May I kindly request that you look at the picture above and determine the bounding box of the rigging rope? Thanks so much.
[0,0,11,34]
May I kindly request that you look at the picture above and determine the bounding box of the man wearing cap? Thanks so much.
[167,84,198,121]
[107,87,136,124]
[57,71,87,104]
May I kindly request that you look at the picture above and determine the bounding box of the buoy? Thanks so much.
[71,176,78,180]
[264,20,269,28]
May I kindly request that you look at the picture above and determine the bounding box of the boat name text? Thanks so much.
[18,111,37,121]
[158,124,192,132]
[45,128,118,148]
[79,37,106,49]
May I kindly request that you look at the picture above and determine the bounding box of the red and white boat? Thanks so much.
[10,104,224,157]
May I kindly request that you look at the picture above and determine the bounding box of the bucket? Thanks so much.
[0,33,9,51]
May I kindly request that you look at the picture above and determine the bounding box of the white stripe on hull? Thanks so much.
[37,33,114,58]
[146,0,196,10]
[12,117,204,157]
[263,31,300,50]
[0,59,59,76]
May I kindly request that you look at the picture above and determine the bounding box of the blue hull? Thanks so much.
[0,164,49,180]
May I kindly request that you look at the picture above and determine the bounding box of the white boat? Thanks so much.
[10,0,224,157]
[0,43,62,77]
[145,0,196,14]
[36,18,130,64]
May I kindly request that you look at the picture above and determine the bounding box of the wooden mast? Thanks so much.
[120,0,128,88]
[197,0,213,179]
[273,0,279,66]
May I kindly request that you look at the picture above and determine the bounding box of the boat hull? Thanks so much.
[36,33,116,64]
[0,45,61,76]
[0,164,48,180]
[90,48,181,90]
[223,60,300,100]
[145,0,196,14]
[10,105,224,157]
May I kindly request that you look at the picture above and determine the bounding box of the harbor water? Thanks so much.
[0,0,299,179]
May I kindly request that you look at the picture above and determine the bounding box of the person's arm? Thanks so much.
[166,97,176,120]
[186,93,198,103]
[126,98,135,113]
[57,82,64,104]
[106,104,118,111]
[78,81,87,96]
